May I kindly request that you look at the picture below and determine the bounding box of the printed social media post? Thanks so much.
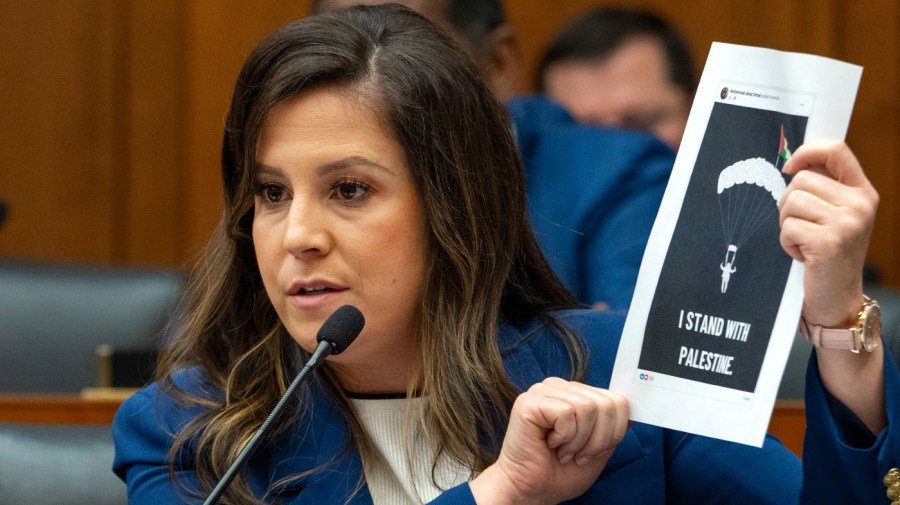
[610,43,861,446]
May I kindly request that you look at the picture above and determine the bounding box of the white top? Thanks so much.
[349,397,470,504]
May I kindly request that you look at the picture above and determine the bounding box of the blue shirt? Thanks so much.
[509,96,675,310]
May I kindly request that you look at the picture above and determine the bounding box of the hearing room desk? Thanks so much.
[0,394,807,457]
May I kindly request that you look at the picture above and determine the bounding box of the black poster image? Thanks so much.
[638,100,807,393]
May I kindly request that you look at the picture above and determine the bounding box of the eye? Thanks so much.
[622,114,657,131]
[331,179,371,202]
[623,109,671,132]
[256,183,289,205]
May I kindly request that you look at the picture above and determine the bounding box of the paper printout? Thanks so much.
[609,42,862,446]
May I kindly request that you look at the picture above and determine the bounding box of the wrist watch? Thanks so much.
[798,295,881,353]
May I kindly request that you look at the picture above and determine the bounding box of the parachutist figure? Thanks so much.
[720,261,737,293]
[720,244,738,293]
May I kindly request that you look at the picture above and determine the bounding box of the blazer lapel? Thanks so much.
[263,383,374,504]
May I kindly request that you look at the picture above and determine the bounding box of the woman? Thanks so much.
[113,5,896,504]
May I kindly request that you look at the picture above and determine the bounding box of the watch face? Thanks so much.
[862,303,882,352]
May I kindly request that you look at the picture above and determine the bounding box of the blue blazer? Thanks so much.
[509,96,675,310]
[113,310,900,503]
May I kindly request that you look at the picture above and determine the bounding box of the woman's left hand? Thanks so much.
[779,141,878,327]
[779,141,885,434]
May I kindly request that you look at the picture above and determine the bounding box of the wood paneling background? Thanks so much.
[1,0,897,286]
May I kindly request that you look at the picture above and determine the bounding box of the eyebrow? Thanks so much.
[321,155,397,176]
[256,155,397,178]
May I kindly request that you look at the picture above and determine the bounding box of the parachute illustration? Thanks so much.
[716,157,787,293]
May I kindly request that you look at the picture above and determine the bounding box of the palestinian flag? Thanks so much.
[778,125,792,162]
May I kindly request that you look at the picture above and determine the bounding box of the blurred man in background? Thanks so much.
[535,7,695,151]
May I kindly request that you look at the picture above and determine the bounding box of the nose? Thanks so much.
[282,198,331,258]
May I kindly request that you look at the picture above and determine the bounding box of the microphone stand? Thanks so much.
[202,340,335,505]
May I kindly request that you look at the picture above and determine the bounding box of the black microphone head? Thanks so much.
[316,305,364,355]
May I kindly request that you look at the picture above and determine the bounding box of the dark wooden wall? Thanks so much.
[1,0,897,286]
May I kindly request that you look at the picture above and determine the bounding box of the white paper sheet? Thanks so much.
[609,42,862,447]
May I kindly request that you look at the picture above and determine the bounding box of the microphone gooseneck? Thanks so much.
[203,305,365,505]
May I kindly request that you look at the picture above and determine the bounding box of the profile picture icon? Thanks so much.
[720,87,729,100]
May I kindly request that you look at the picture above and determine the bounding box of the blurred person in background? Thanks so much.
[535,7,695,151]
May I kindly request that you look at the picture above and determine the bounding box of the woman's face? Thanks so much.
[252,88,427,392]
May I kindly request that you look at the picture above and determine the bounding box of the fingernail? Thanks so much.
[559,453,573,465]
[576,456,592,466]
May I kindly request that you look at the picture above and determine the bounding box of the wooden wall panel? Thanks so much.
[119,1,188,266]
[0,1,897,289]
[839,0,900,285]
[0,1,122,264]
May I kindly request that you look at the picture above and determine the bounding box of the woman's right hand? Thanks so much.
[469,377,630,505]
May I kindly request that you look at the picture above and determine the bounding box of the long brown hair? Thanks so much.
[156,4,585,503]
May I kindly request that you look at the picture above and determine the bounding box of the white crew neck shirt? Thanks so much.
[349,397,471,504]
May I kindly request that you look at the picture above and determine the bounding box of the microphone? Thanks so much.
[203,305,365,505]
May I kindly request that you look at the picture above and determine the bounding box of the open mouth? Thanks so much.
[298,286,335,295]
